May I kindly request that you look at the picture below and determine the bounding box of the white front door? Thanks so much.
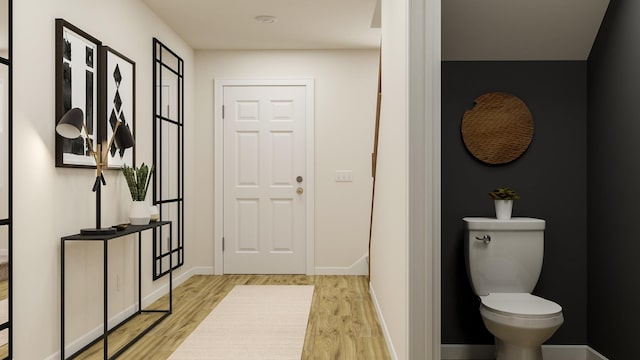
[223,85,307,274]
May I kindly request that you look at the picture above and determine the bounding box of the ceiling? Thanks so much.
[143,0,610,60]
[442,0,610,60]
[142,0,381,50]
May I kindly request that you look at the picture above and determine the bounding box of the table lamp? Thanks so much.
[56,107,135,235]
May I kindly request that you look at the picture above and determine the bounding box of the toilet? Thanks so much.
[463,217,564,360]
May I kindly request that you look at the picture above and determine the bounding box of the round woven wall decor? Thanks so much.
[461,92,534,165]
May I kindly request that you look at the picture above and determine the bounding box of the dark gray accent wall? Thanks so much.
[588,1,640,358]
[442,61,587,345]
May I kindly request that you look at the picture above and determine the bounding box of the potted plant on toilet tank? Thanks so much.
[488,187,519,220]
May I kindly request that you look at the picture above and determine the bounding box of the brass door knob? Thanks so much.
[296,187,304,195]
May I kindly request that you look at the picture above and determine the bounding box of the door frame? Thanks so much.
[213,78,315,275]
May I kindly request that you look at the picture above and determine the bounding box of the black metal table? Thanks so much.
[61,221,172,359]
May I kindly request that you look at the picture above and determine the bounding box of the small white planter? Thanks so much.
[494,200,513,220]
[149,205,159,222]
[129,201,150,225]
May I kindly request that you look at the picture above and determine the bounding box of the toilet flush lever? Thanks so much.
[475,235,491,244]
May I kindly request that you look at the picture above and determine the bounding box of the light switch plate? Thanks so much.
[335,170,353,182]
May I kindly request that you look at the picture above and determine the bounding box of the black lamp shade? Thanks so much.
[114,123,135,149]
[56,108,84,139]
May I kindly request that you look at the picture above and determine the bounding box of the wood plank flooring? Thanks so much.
[71,275,391,360]
[0,280,7,301]
[0,279,7,359]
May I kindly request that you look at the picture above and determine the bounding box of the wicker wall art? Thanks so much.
[461,92,534,165]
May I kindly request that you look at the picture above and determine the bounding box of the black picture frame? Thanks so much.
[55,19,102,168]
[101,46,136,169]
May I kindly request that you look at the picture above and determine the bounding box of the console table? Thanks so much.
[61,221,172,359]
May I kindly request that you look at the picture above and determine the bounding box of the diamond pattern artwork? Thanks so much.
[109,109,118,157]
[110,62,127,159]
[114,90,122,113]
[105,49,135,169]
[118,113,128,157]
[113,64,122,86]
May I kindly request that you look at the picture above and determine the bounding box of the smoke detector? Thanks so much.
[254,15,278,24]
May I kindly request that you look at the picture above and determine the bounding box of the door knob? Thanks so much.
[296,187,304,195]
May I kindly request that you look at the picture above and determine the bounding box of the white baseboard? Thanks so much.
[189,266,215,275]
[62,304,139,357]
[543,345,589,360]
[140,266,209,308]
[587,346,609,360]
[441,344,609,360]
[369,281,398,360]
[50,266,213,359]
[315,254,369,275]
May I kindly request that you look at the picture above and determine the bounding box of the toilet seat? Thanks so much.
[480,293,562,318]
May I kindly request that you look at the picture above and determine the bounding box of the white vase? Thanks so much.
[149,205,159,222]
[494,200,513,220]
[129,201,151,225]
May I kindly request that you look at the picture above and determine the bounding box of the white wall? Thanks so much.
[369,0,409,358]
[13,1,194,358]
[194,50,379,273]
[370,0,442,358]
[407,0,442,358]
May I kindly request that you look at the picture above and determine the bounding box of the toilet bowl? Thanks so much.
[479,293,564,360]
[463,217,564,360]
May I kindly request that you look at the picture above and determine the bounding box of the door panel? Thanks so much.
[271,199,294,252]
[223,85,306,274]
[271,132,293,185]
[236,132,260,186]
[236,199,260,252]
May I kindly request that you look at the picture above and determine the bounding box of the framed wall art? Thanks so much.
[55,19,102,168]
[102,46,135,169]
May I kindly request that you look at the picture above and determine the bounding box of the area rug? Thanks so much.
[168,285,314,360]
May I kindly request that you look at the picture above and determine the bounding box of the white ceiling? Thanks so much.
[143,0,610,60]
[142,0,381,50]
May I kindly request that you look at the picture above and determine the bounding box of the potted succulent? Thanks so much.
[122,163,154,225]
[488,187,520,220]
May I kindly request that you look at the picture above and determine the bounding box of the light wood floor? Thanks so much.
[0,280,7,301]
[0,279,7,359]
[71,275,391,360]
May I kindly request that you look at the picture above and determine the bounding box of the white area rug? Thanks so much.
[168,285,315,360]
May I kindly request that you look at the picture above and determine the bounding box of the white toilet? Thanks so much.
[463,217,564,360]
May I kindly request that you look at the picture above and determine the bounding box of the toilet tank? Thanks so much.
[463,217,546,296]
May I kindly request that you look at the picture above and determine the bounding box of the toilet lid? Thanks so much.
[480,293,562,316]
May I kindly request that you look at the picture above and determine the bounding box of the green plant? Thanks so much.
[488,187,520,200]
[122,163,153,201]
